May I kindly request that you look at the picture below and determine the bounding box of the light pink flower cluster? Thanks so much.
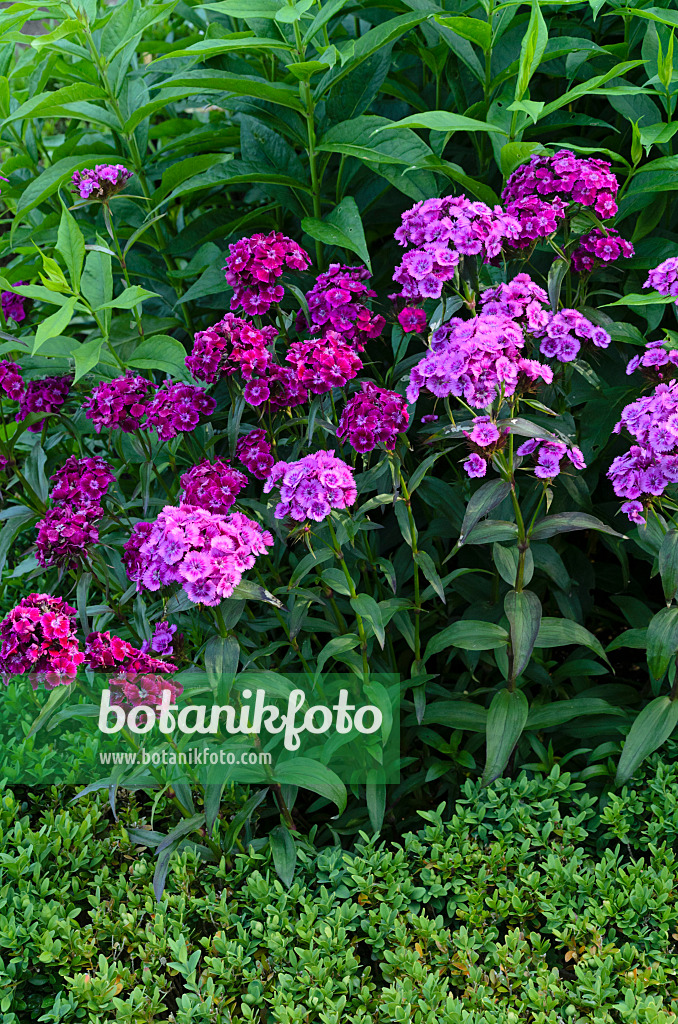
[72,165,132,200]
[83,372,155,433]
[300,264,385,350]
[0,594,84,686]
[224,231,311,315]
[50,455,115,508]
[571,228,634,273]
[285,331,362,395]
[236,429,275,479]
[337,382,409,453]
[179,458,247,514]
[146,382,216,442]
[17,375,70,432]
[517,438,586,479]
[124,504,274,606]
[0,360,24,401]
[186,313,276,384]
[264,451,357,522]
[480,274,550,333]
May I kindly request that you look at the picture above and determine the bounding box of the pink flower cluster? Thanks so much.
[0,594,84,686]
[72,164,132,200]
[50,455,115,508]
[398,307,427,334]
[264,451,357,522]
[337,382,409,453]
[535,309,611,361]
[480,274,550,333]
[626,339,678,378]
[517,438,586,479]
[301,264,385,350]
[17,375,70,432]
[85,630,180,708]
[285,331,362,394]
[236,429,275,479]
[393,195,521,301]
[2,284,26,324]
[179,458,247,514]
[406,314,553,408]
[0,360,24,401]
[186,313,275,384]
[124,504,274,606]
[571,228,634,273]
[146,382,216,442]
[83,372,155,433]
[499,195,567,249]
[224,231,310,315]
[36,506,100,569]
[644,256,678,302]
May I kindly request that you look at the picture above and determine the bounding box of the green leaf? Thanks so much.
[463,521,519,545]
[414,550,445,604]
[301,196,370,271]
[1,83,107,127]
[500,141,541,177]
[152,37,295,61]
[366,776,386,832]
[647,607,678,680]
[534,618,609,663]
[435,15,491,52]
[152,70,303,111]
[81,245,113,312]
[607,627,648,652]
[56,202,85,292]
[526,698,621,730]
[535,60,646,121]
[33,297,77,354]
[315,634,360,681]
[127,335,190,380]
[515,0,548,102]
[505,589,542,681]
[350,594,385,649]
[205,635,239,704]
[95,285,158,311]
[482,688,528,785]
[419,700,488,732]
[616,695,678,785]
[530,513,626,541]
[0,508,35,578]
[659,530,678,604]
[315,12,426,97]
[603,291,676,307]
[426,620,509,659]
[273,758,347,812]
[72,337,103,383]
[374,111,505,135]
[28,685,73,738]
[459,480,511,545]
[269,825,297,887]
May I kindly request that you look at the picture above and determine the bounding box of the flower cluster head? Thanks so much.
[224,231,311,315]
[480,273,550,333]
[502,151,619,248]
[124,504,274,606]
[36,506,100,569]
[0,360,24,401]
[85,630,180,708]
[264,451,357,522]
[466,415,502,448]
[0,593,84,686]
[398,307,427,334]
[644,256,678,302]
[517,438,586,479]
[84,372,155,433]
[407,314,552,408]
[50,456,115,508]
[393,195,521,301]
[236,429,275,479]
[186,313,276,384]
[300,264,385,350]
[72,164,132,201]
[626,339,678,378]
[337,382,409,453]
[179,458,247,514]
[17,375,70,431]
[243,364,307,410]
[463,452,488,478]
[535,308,610,362]
[285,331,362,394]
[571,228,634,273]
[146,382,216,442]
[147,621,177,657]
[2,284,26,324]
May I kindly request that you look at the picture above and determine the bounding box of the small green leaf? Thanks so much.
[350,594,385,649]
[269,825,297,887]
[647,606,678,680]
[374,111,505,135]
[659,530,678,604]
[56,202,85,292]
[459,480,511,544]
[95,285,158,311]
[426,620,509,659]
[515,0,548,102]
[127,335,190,380]
[72,337,103,383]
[435,15,492,52]
[33,297,78,355]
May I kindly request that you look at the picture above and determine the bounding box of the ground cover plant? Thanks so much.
[1,0,678,979]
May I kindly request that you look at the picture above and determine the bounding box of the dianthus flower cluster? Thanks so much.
[535,308,610,361]
[264,451,357,522]
[243,364,307,410]
[236,429,275,479]
[480,273,550,333]
[35,506,100,568]
[50,456,115,508]
[393,195,521,301]
[626,339,678,378]
[337,382,409,453]
[461,416,510,478]
[571,228,634,273]
[124,504,274,606]
[398,307,428,333]
[300,264,384,350]
[85,630,180,708]
[186,313,276,383]
[466,415,502,447]
[501,151,619,247]
[517,438,586,479]
[83,372,155,433]
[179,458,247,514]
[147,621,177,657]
[17,375,70,431]
[0,360,24,401]
[285,331,362,394]
[0,594,84,686]
[146,382,216,442]
[72,164,132,200]
[644,256,678,302]
[2,285,26,324]
[406,314,552,408]
[224,231,310,315]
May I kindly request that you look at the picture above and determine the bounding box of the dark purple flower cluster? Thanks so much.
[186,314,275,384]
[337,382,409,453]
[224,231,311,315]
[72,164,132,200]
[264,451,357,522]
[393,195,521,301]
[243,365,307,410]
[517,438,586,479]
[285,331,362,395]
[50,456,115,508]
[301,264,385,350]
[179,458,247,514]
[148,621,177,657]
[0,360,24,401]
[645,256,678,302]
[0,593,84,686]
[146,383,216,442]
[17,375,70,432]
[571,228,634,273]
[35,506,100,568]
[2,284,26,324]
[236,429,275,480]
[83,372,155,433]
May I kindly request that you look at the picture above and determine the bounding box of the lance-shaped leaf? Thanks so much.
[659,530,678,604]
[459,479,511,544]
[647,606,678,680]
[505,589,542,681]
[482,688,529,785]
[616,696,678,785]
[531,512,626,541]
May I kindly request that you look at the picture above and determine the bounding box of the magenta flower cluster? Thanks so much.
[17,375,70,432]
[2,284,26,324]
[186,313,275,384]
[224,231,310,315]
[72,164,132,201]
[571,228,634,274]
[85,630,179,707]
[179,458,247,514]
[84,372,154,433]
[285,332,362,395]
[0,594,84,686]
[124,504,274,606]
[644,256,678,302]
[264,451,357,522]
[300,264,385,350]
[236,429,275,480]
[50,455,115,508]
[146,382,216,442]
[36,506,101,569]
[0,360,25,401]
[398,307,428,334]
[337,382,409,453]
[243,364,307,410]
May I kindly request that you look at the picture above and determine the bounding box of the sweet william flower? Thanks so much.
[146,382,216,442]
[464,453,487,478]
[72,164,132,201]
[337,382,409,453]
[186,313,276,384]
[179,458,247,514]
[398,307,427,334]
[236,429,275,479]
[1,284,26,324]
[264,451,357,522]
[17,375,70,432]
[224,231,311,315]
[299,263,385,349]
[83,372,155,433]
[0,594,84,687]
[50,456,116,509]
[644,256,678,302]
[35,506,101,569]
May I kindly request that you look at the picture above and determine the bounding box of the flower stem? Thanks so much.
[327,517,369,684]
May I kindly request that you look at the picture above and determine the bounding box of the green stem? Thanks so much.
[399,470,422,667]
[327,518,369,685]
[103,203,144,339]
